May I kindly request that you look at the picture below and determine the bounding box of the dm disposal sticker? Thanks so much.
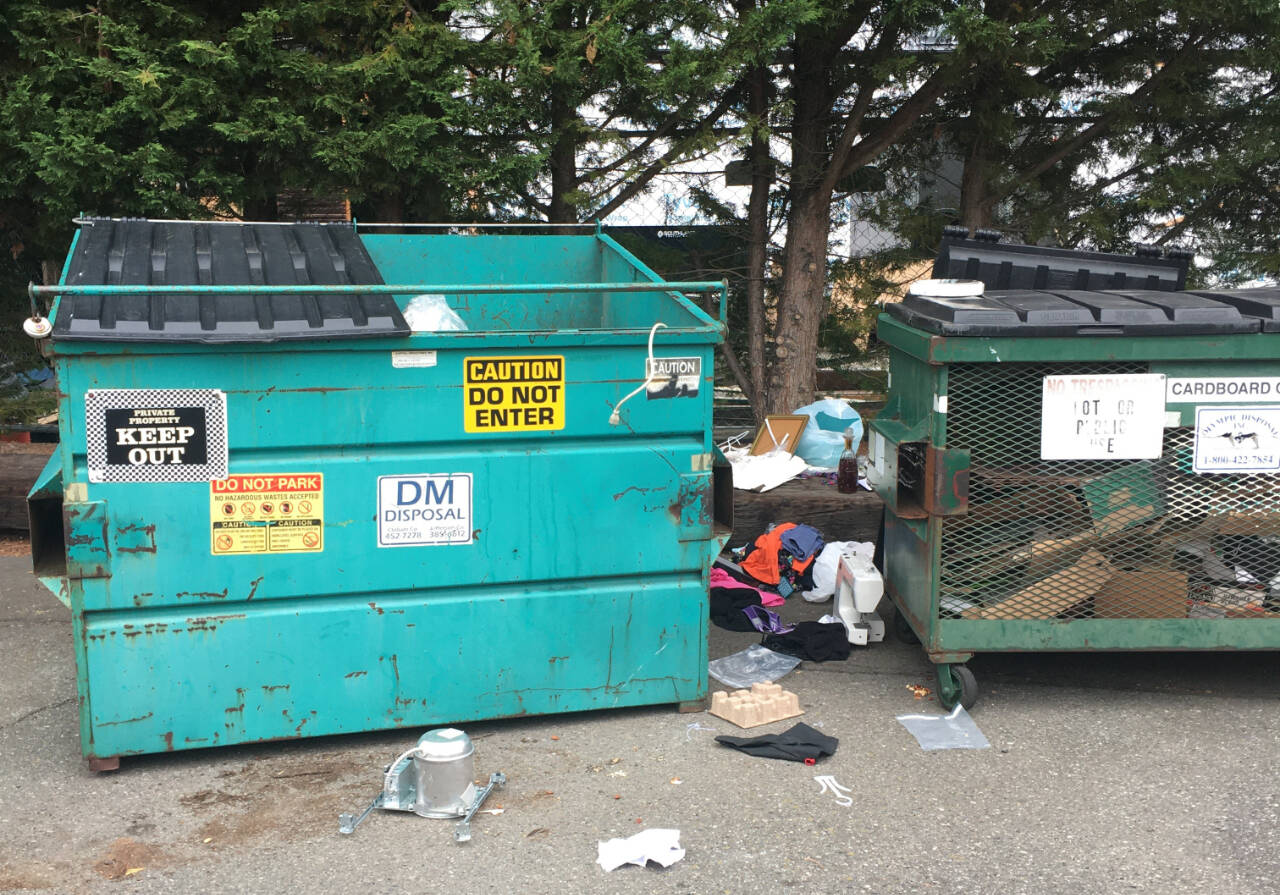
[646,356,701,399]
[378,474,473,547]
[464,355,564,432]
[1193,406,1280,474]
[211,474,324,555]
[86,388,227,483]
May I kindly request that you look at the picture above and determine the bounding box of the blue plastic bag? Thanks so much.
[791,398,863,468]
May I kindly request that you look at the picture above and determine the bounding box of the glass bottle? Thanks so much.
[836,427,858,493]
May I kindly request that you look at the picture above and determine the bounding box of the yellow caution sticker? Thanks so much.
[210,473,324,555]
[464,355,565,433]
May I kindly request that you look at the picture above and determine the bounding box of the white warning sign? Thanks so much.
[646,356,701,400]
[377,473,473,547]
[1040,373,1166,460]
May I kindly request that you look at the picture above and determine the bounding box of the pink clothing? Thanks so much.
[711,567,784,607]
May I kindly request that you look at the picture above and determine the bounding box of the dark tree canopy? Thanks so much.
[2,1,1277,415]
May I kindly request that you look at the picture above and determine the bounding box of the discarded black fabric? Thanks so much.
[761,621,852,662]
[710,586,763,632]
[715,722,838,763]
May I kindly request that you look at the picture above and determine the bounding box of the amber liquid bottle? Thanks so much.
[836,429,858,493]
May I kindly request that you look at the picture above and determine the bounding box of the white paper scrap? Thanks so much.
[596,828,685,872]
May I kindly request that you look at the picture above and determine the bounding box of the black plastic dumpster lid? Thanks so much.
[933,232,1189,293]
[54,219,408,343]
[1185,287,1280,332]
[886,288,1258,337]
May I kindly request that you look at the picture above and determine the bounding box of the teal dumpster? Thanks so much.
[871,279,1280,709]
[26,219,731,768]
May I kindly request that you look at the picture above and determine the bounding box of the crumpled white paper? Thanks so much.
[723,446,807,492]
[596,828,685,872]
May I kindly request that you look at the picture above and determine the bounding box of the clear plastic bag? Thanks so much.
[896,705,991,751]
[707,645,802,690]
[404,294,467,332]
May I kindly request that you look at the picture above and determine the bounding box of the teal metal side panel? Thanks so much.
[81,575,707,757]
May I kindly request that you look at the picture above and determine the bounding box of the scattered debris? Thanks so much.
[715,722,838,763]
[897,705,991,751]
[708,644,802,690]
[907,684,931,699]
[597,829,685,872]
[337,728,505,843]
[525,828,549,840]
[710,683,804,729]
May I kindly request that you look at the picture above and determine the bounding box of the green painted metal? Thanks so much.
[34,228,728,761]
[875,309,1280,667]
[934,618,1280,651]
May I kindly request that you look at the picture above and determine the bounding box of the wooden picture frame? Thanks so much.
[749,414,808,456]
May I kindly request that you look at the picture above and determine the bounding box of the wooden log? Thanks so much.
[0,445,55,531]
[730,476,883,546]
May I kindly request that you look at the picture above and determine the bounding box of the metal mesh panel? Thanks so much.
[941,362,1280,621]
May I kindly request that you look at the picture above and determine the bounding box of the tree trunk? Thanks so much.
[376,193,404,222]
[766,187,832,415]
[959,131,992,231]
[244,195,277,221]
[548,89,578,223]
[765,28,836,415]
[744,63,769,422]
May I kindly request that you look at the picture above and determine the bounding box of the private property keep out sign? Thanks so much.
[464,355,565,432]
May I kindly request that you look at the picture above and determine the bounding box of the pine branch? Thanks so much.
[587,87,740,220]
[1008,34,1210,192]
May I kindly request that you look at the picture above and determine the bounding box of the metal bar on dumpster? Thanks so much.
[30,281,724,298]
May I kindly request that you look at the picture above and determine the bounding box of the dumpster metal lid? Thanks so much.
[54,219,409,343]
[885,288,1258,336]
[933,233,1189,293]
[1185,287,1280,332]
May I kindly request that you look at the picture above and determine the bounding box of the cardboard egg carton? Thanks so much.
[709,682,803,729]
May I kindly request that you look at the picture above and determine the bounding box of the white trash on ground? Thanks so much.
[722,446,807,492]
[896,705,991,751]
[597,828,685,871]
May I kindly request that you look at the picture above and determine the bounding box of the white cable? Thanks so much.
[609,322,668,425]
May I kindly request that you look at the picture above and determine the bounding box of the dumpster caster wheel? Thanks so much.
[88,755,121,773]
[892,609,920,645]
[935,663,978,711]
[677,698,708,714]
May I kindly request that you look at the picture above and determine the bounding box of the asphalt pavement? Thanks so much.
[1,554,1278,894]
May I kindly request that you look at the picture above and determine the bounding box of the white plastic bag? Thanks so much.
[404,293,467,332]
[801,540,875,602]
[791,397,863,468]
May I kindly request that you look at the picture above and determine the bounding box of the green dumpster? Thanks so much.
[871,277,1280,709]
[26,218,731,768]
